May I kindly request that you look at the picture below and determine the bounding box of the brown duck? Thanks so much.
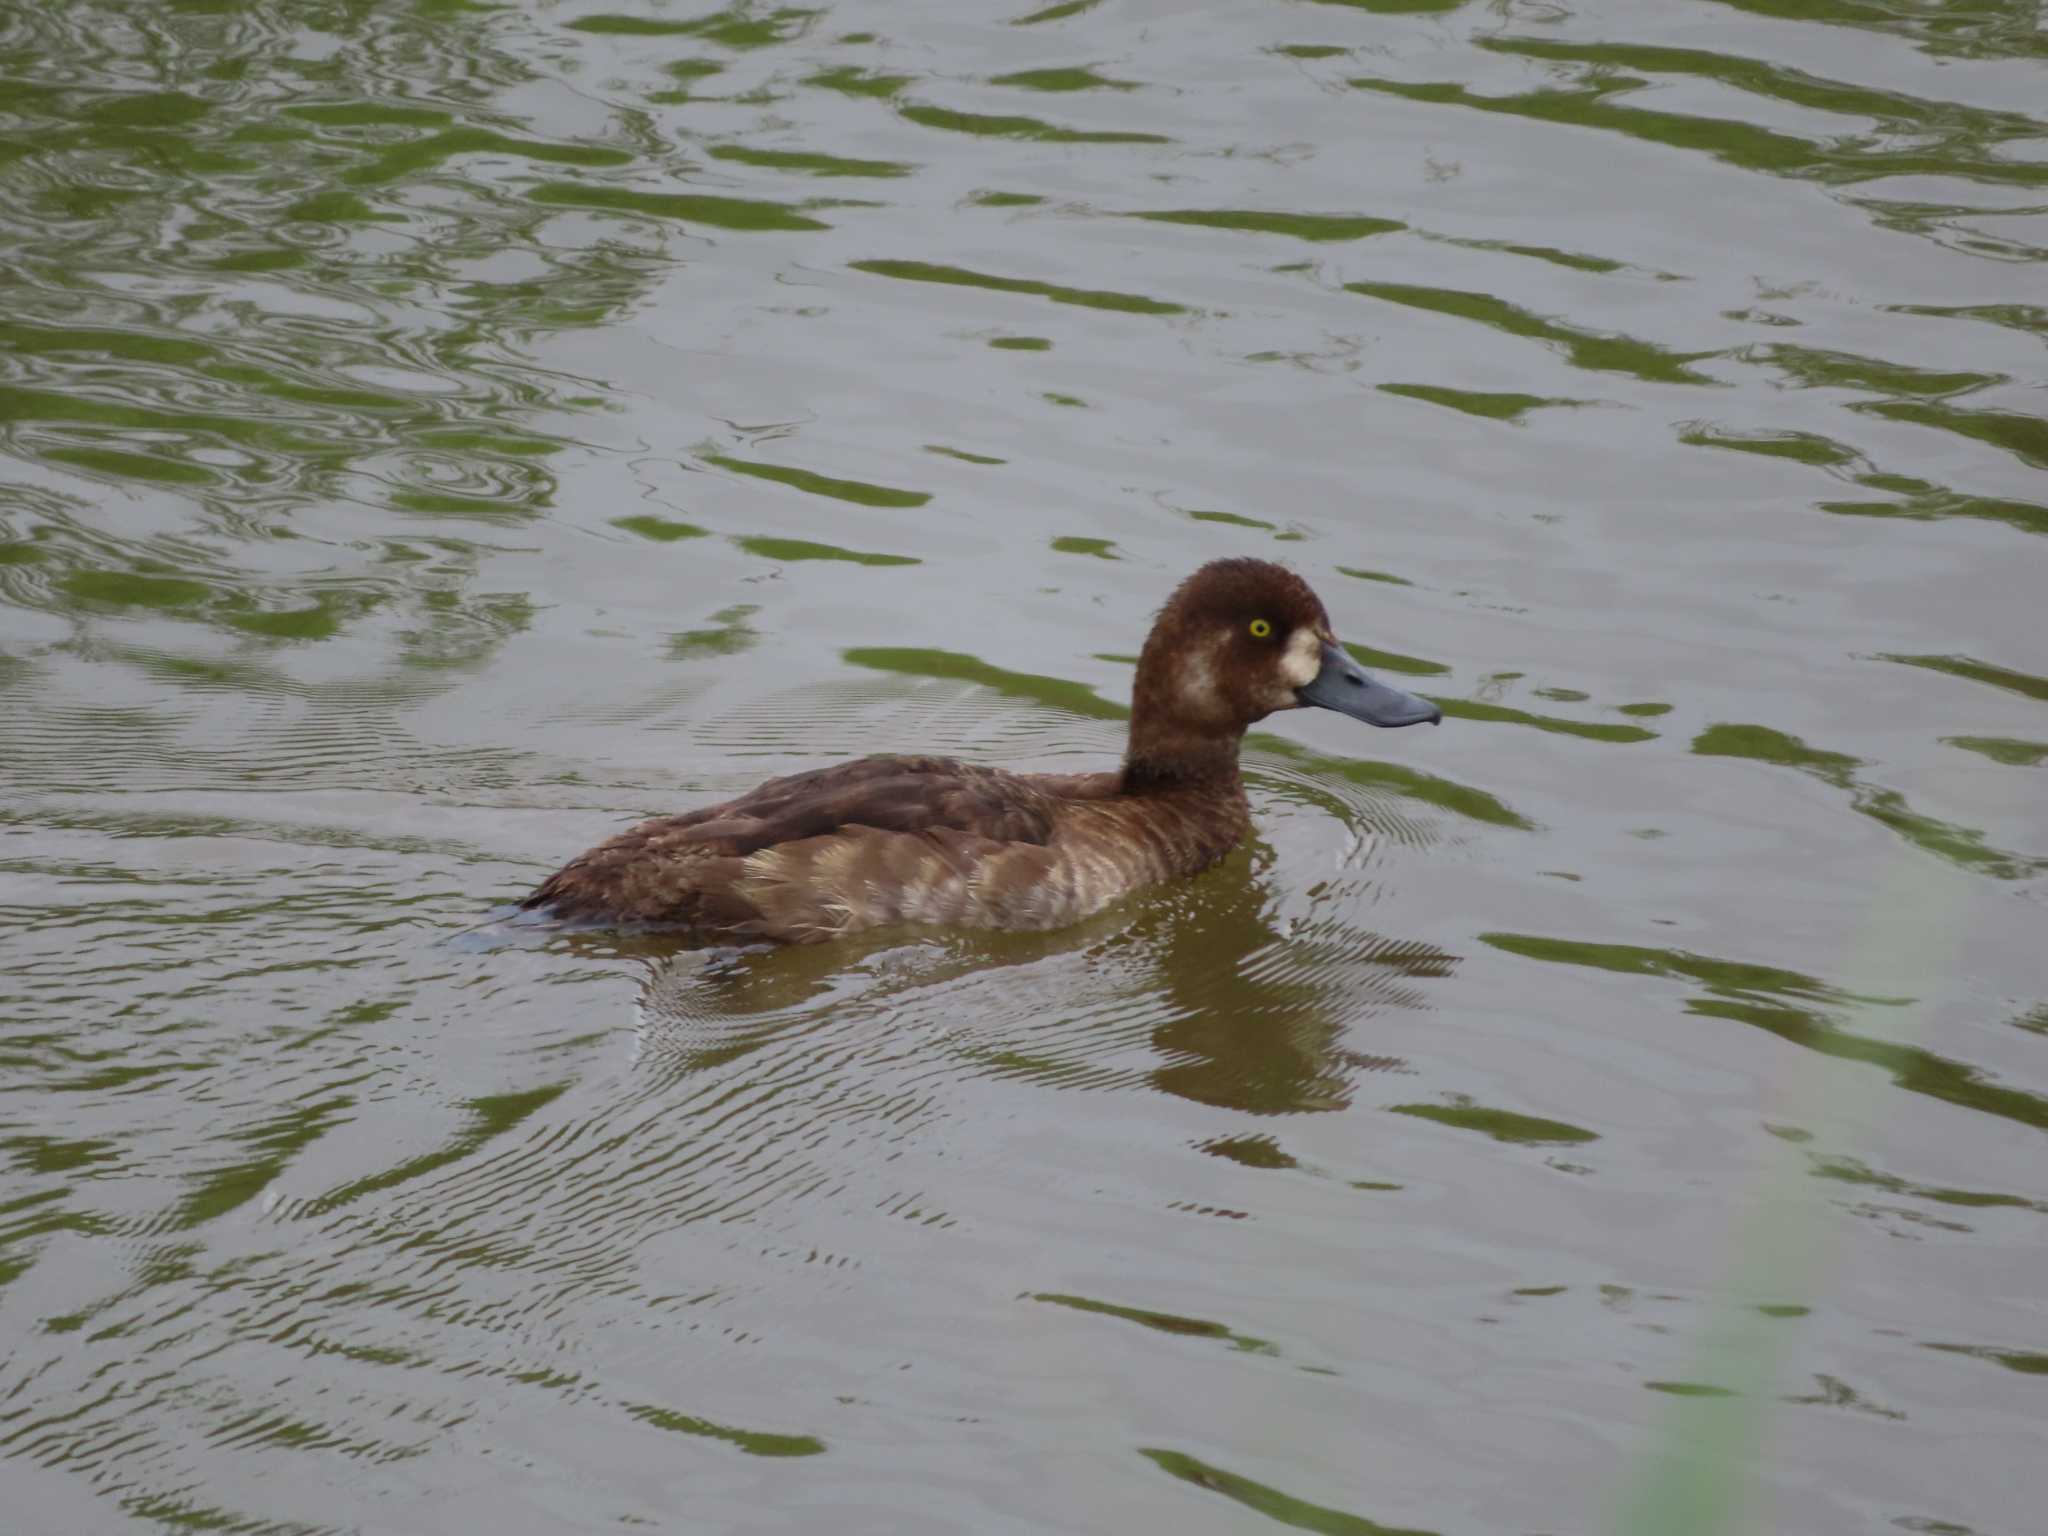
[522,558,1440,941]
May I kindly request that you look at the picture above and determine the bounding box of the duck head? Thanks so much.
[1125,557,1440,786]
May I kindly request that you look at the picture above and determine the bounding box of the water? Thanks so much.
[1,1,2043,1531]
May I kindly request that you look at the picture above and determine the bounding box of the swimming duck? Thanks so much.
[522,558,1440,941]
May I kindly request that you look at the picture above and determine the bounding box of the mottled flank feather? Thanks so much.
[521,557,1435,942]
[521,755,1237,943]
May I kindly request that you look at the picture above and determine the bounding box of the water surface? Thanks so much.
[2,2,2044,1532]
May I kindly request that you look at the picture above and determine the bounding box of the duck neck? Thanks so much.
[1120,717,1246,797]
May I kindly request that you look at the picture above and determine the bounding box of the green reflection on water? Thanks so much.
[1881,653,2048,703]
[1051,535,1117,559]
[530,181,829,230]
[1379,383,1589,423]
[670,604,759,659]
[706,452,932,507]
[1944,736,2047,768]
[991,66,1137,92]
[1859,398,2048,471]
[1011,0,1106,25]
[1342,641,1447,678]
[568,8,820,49]
[804,65,912,97]
[613,514,712,542]
[342,127,632,186]
[1679,425,1862,468]
[851,258,1187,314]
[1348,281,1719,385]
[1922,1343,2048,1375]
[1482,933,2048,1136]
[1141,1448,1441,1536]
[1808,1150,2046,1213]
[734,535,919,567]
[1031,1292,1277,1353]
[1427,233,1628,273]
[898,101,1168,144]
[623,1403,825,1457]
[708,143,912,177]
[1136,208,1403,242]
[1389,1098,1599,1145]
[1700,0,2048,62]
[1694,722,2044,878]
[1191,509,1276,531]
[1435,698,1656,744]
[175,1094,354,1228]
[305,1085,569,1217]
[1357,36,2048,202]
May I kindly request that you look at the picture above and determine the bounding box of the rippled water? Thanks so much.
[2,1,2043,1531]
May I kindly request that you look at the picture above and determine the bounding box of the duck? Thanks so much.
[521,557,1441,942]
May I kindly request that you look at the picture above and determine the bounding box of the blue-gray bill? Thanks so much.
[1298,641,1443,728]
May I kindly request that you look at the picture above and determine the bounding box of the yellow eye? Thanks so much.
[1248,618,1273,639]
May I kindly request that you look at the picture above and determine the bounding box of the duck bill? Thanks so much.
[1297,641,1442,728]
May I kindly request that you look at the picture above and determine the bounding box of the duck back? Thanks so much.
[522,754,1242,943]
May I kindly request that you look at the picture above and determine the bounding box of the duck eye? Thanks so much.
[1248,618,1273,639]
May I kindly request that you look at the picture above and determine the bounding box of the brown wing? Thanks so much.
[520,755,1066,930]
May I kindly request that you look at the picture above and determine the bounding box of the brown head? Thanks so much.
[1125,558,1440,789]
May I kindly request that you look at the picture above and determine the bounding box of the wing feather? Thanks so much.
[521,755,1065,930]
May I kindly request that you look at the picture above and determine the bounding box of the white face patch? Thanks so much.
[1182,645,1225,715]
[1278,627,1322,689]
